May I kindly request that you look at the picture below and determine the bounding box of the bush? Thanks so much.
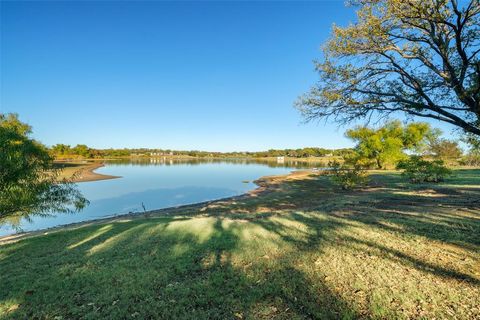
[328,161,368,190]
[396,156,451,183]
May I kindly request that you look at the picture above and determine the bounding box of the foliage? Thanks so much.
[458,133,480,166]
[462,133,480,152]
[346,121,433,169]
[51,143,101,158]
[396,156,452,183]
[49,144,354,159]
[329,160,368,190]
[428,138,463,160]
[297,0,480,136]
[50,143,72,155]
[0,113,88,224]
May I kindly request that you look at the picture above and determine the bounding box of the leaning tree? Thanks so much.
[297,0,480,136]
[0,113,88,224]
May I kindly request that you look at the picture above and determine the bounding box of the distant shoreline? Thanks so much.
[54,155,344,163]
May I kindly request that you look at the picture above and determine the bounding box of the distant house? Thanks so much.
[277,156,285,163]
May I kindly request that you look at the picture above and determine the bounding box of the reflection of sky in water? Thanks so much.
[1,162,299,236]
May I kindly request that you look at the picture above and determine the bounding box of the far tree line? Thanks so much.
[49,144,354,159]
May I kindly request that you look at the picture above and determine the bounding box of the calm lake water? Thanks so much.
[0,159,322,236]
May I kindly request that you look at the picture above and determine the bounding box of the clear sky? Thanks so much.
[0,1,456,151]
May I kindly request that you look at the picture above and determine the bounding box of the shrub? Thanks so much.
[396,156,451,183]
[328,161,368,190]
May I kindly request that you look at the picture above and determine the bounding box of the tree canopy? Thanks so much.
[49,145,353,159]
[428,137,463,159]
[297,0,480,136]
[346,121,433,168]
[0,113,87,225]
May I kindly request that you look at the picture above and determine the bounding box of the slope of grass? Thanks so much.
[1,170,479,319]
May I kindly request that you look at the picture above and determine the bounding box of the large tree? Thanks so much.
[297,0,480,136]
[0,113,88,225]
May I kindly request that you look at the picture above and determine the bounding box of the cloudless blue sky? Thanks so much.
[0,1,457,151]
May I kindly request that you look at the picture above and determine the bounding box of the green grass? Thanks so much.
[1,170,479,319]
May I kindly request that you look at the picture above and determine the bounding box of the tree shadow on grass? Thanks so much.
[207,171,480,249]
[340,235,480,285]
[198,171,480,286]
[0,214,359,319]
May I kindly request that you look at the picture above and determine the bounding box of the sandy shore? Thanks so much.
[0,170,316,244]
[55,161,121,183]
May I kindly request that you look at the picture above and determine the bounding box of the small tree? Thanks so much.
[429,139,463,160]
[346,121,433,169]
[51,144,72,156]
[72,144,92,158]
[329,160,369,190]
[396,156,452,183]
[460,133,480,165]
[0,113,88,225]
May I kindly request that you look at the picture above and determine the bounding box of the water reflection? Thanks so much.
[106,157,328,168]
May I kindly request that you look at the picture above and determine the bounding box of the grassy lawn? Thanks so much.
[1,170,479,319]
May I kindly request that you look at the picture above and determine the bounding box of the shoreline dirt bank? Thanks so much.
[0,170,316,244]
[55,161,121,183]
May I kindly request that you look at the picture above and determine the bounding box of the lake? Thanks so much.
[0,159,322,236]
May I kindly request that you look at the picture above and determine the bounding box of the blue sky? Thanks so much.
[0,1,456,151]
